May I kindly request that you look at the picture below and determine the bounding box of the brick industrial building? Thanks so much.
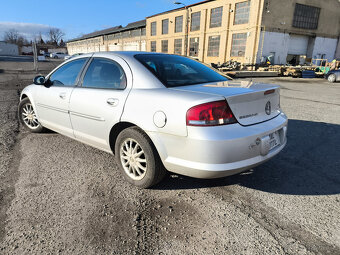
[67,0,340,65]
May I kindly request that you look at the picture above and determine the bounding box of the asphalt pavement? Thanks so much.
[0,55,34,62]
[0,68,339,254]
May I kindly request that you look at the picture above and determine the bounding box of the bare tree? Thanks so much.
[48,28,65,46]
[3,29,28,46]
[4,29,20,44]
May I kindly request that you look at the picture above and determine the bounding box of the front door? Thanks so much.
[34,58,88,137]
[69,56,132,152]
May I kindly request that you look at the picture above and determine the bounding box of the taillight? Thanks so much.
[186,100,237,126]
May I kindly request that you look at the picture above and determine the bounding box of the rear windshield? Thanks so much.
[134,54,228,87]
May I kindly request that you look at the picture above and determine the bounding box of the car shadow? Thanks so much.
[154,119,340,196]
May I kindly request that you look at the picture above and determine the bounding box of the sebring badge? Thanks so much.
[265,101,271,115]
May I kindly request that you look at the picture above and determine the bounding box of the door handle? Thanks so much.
[59,92,66,99]
[107,98,119,106]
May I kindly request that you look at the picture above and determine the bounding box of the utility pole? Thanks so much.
[32,41,38,72]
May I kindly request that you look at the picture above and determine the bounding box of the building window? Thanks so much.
[234,1,251,25]
[190,12,201,31]
[174,39,182,55]
[231,33,247,57]
[207,35,220,57]
[175,16,183,33]
[122,31,130,38]
[210,7,223,28]
[151,22,156,36]
[151,41,156,52]
[292,3,320,30]
[162,19,169,35]
[161,40,168,53]
[131,29,142,37]
[189,37,199,57]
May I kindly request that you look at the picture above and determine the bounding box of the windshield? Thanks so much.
[134,54,228,87]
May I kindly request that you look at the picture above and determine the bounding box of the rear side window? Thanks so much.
[82,58,127,89]
[49,58,87,86]
[135,54,228,87]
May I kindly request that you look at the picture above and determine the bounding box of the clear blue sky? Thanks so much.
[0,0,200,41]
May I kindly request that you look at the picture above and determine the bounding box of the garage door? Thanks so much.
[288,35,309,55]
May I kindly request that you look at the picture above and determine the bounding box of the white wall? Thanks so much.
[48,48,67,54]
[21,45,32,54]
[335,38,340,59]
[257,32,338,64]
[311,37,338,61]
[0,42,19,55]
[257,32,290,64]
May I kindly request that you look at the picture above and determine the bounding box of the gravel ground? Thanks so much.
[0,63,339,255]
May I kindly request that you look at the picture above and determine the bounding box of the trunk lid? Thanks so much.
[170,80,281,126]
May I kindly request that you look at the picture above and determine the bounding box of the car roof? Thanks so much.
[93,51,166,58]
[69,51,166,61]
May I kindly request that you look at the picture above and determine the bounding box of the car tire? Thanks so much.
[115,127,166,188]
[54,56,58,59]
[327,74,336,83]
[18,97,45,133]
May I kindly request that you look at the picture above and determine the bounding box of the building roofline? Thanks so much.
[146,0,215,19]
[67,20,146,43]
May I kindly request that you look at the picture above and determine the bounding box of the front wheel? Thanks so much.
[18,98,44,133]
[328,74,336,83]
[115,127,166,188]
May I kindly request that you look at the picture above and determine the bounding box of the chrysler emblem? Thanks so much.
[265,101,271,115]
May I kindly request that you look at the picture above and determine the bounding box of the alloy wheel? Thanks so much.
[328,74,336,83]
[120,138,147,180]
[21,103,40,129]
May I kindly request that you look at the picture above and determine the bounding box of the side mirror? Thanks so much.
[33,75,46,85]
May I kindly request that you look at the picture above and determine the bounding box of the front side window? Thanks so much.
[151,21,157,36]
[49,58,87,86]
[189,37,199,57]
[175,16,183,33]
[161,40,168,53]
[134,54,228,88]
[234,1,251,25]
[151,41,156,52]
[231,33,247,57]
[162,19,169,34]
[174,39,182,55]
[207,35,220,57]
[191,12,201,31]
[292,3,320,29]
[210,7,223,28]
[82,58,126,89]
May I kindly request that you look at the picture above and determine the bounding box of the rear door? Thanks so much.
[34,58,88,137]
[69,55,132,152]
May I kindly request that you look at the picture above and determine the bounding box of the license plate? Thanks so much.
[269,131,280,150]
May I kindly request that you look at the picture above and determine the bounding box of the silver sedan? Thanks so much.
[18,52,288,188]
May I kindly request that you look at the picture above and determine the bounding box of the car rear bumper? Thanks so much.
[148,112,288,179]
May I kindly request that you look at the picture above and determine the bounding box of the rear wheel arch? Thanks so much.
[109,122,163,159]
[20,93,28,101]
[109,122,140,154]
